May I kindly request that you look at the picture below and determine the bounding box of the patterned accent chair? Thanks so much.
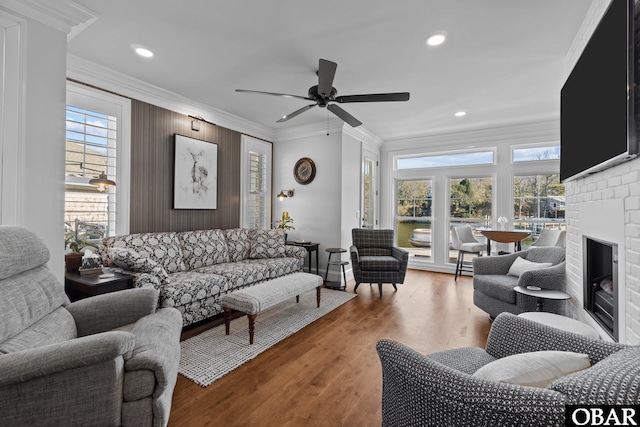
[377,312,639,426]
[350,228,409,297]
[0,226,183,427]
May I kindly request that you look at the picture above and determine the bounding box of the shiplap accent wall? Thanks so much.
[130,100,242,233]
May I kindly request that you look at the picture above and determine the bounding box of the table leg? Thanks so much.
[324,253,332,281]
[486,240,491,255]
[315,248,319,275]
[536,298,545,312]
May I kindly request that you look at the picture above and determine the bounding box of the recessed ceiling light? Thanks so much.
[454,111,467,117]
[133,45,154,58]
[426,33,447,47]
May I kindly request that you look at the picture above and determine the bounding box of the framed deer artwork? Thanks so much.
[173,134,218,209]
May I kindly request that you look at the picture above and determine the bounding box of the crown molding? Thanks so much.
[343,124,383,148]
[380,119,559,153]
[1,0,97,35]
[67,54,276,141]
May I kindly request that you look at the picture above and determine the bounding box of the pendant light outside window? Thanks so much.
[89,172,116,192]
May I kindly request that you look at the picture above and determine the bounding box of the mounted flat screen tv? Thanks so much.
[560,0,639,182]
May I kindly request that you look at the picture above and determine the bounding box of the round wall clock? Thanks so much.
[293,157,316,185]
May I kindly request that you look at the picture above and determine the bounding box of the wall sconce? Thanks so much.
[277,189,295,201]
[89,172,116,192]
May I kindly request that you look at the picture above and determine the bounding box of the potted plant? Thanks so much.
[64,219,105,272]
[273,211,295,241]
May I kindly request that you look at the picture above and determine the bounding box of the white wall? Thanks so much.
[273,122,344,275]
[0,6,68,282]
[339,131,364,280]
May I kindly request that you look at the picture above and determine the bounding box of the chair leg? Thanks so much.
[392,284,397,291]
[354,282,360,292]
[378,283,383,297]
[455,251,462,281]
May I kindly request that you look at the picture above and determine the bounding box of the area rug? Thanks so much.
[178,288,356,387]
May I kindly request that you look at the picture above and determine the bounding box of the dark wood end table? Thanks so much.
[286,241,319,275]
[65,271,135,302]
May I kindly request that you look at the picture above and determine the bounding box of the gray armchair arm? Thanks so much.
[0,331,134,386]
[349,245,359,263]
[486,313,624,364]
[67,288,159,336]
[376,338,567,426]
[472,251,523,275]
[518,261,565,290]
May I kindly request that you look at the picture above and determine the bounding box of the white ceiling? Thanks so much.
[66,0,592,142]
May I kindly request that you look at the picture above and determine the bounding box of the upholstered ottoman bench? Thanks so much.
[221,272,323,344]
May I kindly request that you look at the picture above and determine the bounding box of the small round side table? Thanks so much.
[324,248,347,291]
[514,285,571,312]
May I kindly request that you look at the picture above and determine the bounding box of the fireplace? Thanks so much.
[583,236,618,341]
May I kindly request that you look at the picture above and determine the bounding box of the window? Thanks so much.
[395,179,433,260]
[513,174,565,244]
[65,82,131,239]
[240,136,272,228]
[396,151,494,170]
[449,177,492,262]
[512,145,560,162]
[65,106,116,237]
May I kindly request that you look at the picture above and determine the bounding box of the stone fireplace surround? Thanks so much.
[565,160,640,344]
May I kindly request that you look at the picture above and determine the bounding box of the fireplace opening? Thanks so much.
[583,236,618,341]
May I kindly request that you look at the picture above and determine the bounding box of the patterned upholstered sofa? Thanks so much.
[102,228,307,326]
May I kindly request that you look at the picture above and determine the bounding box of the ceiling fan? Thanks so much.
[235,59,410,128]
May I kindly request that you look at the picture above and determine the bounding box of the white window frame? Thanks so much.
[66,82,131,236]
[240,135,272,229]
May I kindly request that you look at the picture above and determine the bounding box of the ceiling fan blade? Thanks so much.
[327,104,362,127]
[235,89,313,101]
[317,59,337,97]
[276,104,317,123]
[335,92,410,103]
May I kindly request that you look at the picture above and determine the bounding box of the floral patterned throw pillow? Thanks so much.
[249,229,286,259]
[108,247,170,284]
[224,228,252,262]
[179,229,230,269]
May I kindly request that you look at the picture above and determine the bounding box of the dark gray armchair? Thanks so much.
[377,313,638,427]
[472,247,566,319]
[350,228,409,297]
[0,226,183,427]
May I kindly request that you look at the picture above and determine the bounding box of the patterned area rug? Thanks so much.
[179,288,356,387]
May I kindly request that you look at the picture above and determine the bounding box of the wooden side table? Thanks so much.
[286,241,319,275]
[324,248,347,291]
[65,271,134,302]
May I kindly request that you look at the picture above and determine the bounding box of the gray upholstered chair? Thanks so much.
[350,228,409,297]
[472,247,566,319]
[450,224,485,280]
[531,229,566,247]
[377,312,639,427]
[0,226,183,427]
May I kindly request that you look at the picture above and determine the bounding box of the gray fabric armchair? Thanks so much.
[350,228,409,297]
[0,226,183,427]
[472,247,566,318]
[376,313,638,427]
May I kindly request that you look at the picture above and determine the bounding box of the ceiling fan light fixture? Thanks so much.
[454,110,467,117]
[426,32,447,47]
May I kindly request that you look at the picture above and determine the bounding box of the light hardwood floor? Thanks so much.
[168,270,492,426]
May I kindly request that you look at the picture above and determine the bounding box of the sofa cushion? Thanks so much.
[224,228,252,262]
[159,272,229,325]
[249,229,286,259]
[106,232,186,273]
[239,258,301,279]
[548,346,640,404]
[108,247,170,284]
[473,351,591,388]
[195,262,269,290]
[474,274,520,304]
[507,257,552,277]
[179,229,230,269]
